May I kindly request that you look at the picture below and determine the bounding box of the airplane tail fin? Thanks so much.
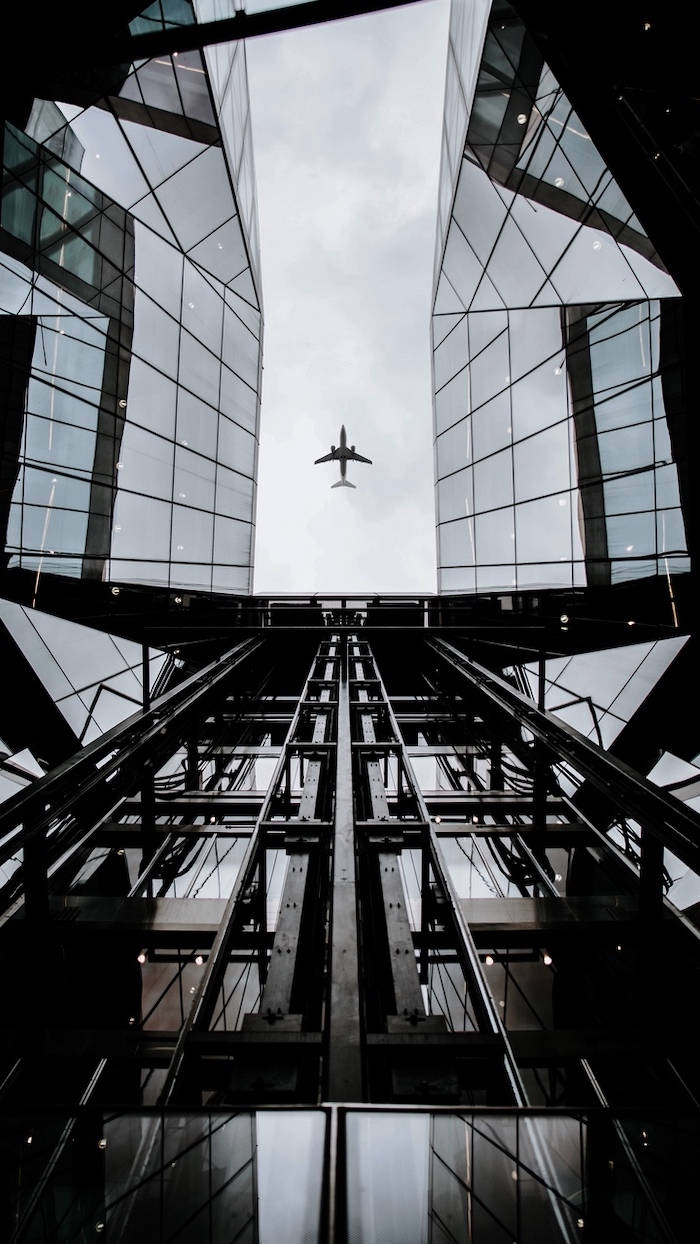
[332,478,355,489]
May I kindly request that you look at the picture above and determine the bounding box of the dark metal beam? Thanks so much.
[326,637,363,1100]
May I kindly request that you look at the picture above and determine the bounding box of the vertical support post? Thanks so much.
[326,636,363,1100]
[142,641,150,710]
[533,649,548,868]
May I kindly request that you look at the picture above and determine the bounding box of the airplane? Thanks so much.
[314,424,372,489]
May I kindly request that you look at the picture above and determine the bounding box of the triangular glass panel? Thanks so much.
[432,312,465,349]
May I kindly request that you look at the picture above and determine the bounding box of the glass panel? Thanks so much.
[346,1112,430,1244]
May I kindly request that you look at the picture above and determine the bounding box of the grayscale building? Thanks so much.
[1,2,700,1243]
[1,2,262,595]
[433,0,689,596]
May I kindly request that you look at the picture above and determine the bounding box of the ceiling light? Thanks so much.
[118,398,127,408]
[116,461,123,471]
[543,952,553,966]
[217,242,223,249]
[434,815,441,823]
[554,366,562,375]
[592,240,602,250]
[111,586,120,596]
[577,1220,584,1230]
[554,176,565,188]
[643,21,651,30]
[560,614,569,623]
[511,1169,518,1181]
[188,301,195,309]
[517,113,527,124]
[485,954,494,966]
[137,952,146,964]
[95,153,101,159]
[98,1138,107,1150]
[627,620,635,627]
[555,872,562,882]
[195,955,204,966]
[498,999,505,1007]
[626,545,634,552]
[176,544,185,552]
[189,986,196,994]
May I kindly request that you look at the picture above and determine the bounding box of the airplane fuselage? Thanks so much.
[314,424,372,488]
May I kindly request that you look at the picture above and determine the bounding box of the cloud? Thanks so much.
[247,0,449,593]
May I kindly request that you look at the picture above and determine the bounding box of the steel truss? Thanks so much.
[1,625,700,1240]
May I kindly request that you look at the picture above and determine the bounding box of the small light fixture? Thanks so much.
[137,952,146,964]
[118,398,127,408]
[116,461,123,471]
[554,176,565,188]
[577,1220,584,1230]
[217,242,224,250]
[174,595,183,605]
[511,1169,518,1181]
[210,816,216,823]
[195,955,204,966]
[517,113,527,124]
[434,815,441,823]
[181,439,189,447]
[188,301,195,309]
[558,497,567,507]
[96,1225,105,1235]
[627,620,635,627]
[555,872,562,882]
[111,586,120,596]
[189,985,196,994]
[98,1138,107,1151]
[643,20,651,30]
[560,613,569,623]
[592,239,602,250]
[498,999,505,1007]
[626,544,634,552]
[26,1135,32,1145]
[485,954,494,966]
[95,153,101,159]
[543,952,553,966]
[176,544,185,552]
[616,944,622,952]
[128,1016,135,1024]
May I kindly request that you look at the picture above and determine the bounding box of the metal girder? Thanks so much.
[157,640,330,1104]
[326,637,363,1100]
[429,636,700,880]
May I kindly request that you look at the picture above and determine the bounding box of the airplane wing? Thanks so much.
[346,450,372,464]
[314,451,337,464]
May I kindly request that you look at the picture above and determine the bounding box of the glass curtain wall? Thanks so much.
[433,0,689,593]
[0,0,262,596]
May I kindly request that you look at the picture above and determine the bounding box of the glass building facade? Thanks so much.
[0,0,262,595]
[433,0,690,594]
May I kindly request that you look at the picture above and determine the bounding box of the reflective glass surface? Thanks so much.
[434,0,688,593]
[1,2,261,596]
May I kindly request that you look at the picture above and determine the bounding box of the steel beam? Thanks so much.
[326,637,363,1100]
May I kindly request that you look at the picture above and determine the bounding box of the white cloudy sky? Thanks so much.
[247,0,450,594]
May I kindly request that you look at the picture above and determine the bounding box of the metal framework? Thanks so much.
[1,611,699,1240]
